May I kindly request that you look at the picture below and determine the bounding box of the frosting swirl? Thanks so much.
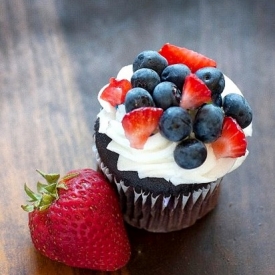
[97,65,252,185]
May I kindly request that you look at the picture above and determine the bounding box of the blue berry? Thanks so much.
[159,107,192,142]
[193,104,224,143]
[161,64,191,90]
[223,93,252,128]
[174,139,207,169]
[124,88,155,113]
[152,81,181,110]
[131,68,160,94]
[212,93,223,107]
[195,67,225,95]
[133,50,168,75]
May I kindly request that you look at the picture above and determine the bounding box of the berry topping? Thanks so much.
[100,77,132,106]
[133,50,168,75]
[211,116,247,159]
[124,87,155,113]
[122,107,163,149]
[180,74,212,110]
[195,67,225,95]
[99,43,253,171]
[131,68,160,94]
[174,138,207,169]
[161,64,191,90]
[159,106,192,142]
[152,81,181,110]
[223,93,253,128]
[193,104,224,143]
[22,169,130,271]
[159,43,217,73]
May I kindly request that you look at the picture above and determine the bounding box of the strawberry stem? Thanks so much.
[21,170,78,213]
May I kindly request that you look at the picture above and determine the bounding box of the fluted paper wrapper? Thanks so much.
[94,147,221,232]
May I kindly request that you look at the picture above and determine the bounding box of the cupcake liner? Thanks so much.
[93,145,221,232]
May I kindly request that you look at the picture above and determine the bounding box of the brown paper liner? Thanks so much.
[94,145,221,232]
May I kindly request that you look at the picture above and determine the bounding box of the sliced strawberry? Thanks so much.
[211,116,247,159]
[180,74,212,110]
[159,43,217,73]
[122,107,163,149]
[100,77,131,106]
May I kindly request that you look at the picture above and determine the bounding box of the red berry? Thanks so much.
[122,107,163,149]
[159,43,217,73]
[180,74,212,110]
[22,169,131,271]
[211,117,247,159]
[100,77,131,106]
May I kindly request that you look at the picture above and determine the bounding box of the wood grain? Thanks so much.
[1,0,275,274]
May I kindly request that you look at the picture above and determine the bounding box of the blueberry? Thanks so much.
[174,139,207,169]
[193,104,224,143]
[133,50,168,76]
[195,67,225,95]
[131,68,160,94]
[124,87,155,113]
[152,81,181,110]
[212,93,223,107]
[161,64,191,90]
[223,93,253,128]
[159,107,192,142]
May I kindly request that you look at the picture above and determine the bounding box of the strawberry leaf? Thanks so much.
[21,170,70,212]
[36,169,60,184]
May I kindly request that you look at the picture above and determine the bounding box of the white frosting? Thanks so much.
[97,65,252,185]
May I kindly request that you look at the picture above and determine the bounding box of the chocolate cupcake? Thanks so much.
[93,43,253,232]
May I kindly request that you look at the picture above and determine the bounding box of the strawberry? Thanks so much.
[22,169,131,271]
[122,107,163,149]
[159,43,217,73]
[180,73,212,110]
[100,77,131,106]
[211,117,247,159]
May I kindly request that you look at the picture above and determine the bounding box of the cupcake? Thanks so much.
[93,43,253,232]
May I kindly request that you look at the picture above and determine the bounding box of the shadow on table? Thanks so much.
[126,210,218,275]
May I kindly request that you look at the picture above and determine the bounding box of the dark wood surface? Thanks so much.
[1,0,274,274]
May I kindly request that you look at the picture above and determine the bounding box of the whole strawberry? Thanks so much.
[22,168,131,271]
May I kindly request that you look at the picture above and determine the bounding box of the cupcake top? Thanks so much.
[96,43,253,185]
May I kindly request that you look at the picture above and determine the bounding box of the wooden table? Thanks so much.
[1,0,274,274]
